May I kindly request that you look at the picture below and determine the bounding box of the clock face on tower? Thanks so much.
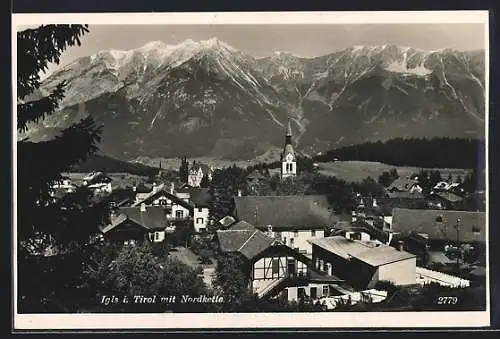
[286,154,293,162]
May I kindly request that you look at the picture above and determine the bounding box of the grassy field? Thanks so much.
[316,161,472,183]
[132,156,472,184]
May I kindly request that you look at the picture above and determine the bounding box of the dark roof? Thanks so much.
[309,236,415,267]
[234,195,339,230]
[387,191,425,199]
[433,192,465,203]
[246,170,267,181]
[350,219,391,243]
[216,226,275,260]
[391,208,486,243]
[229,220,255,231]
[101,213,151,234]
[118,206,168,230]
[188,187,211,207]
[387,178,420,192]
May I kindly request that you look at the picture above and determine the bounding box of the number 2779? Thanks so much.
[437,296,458,304]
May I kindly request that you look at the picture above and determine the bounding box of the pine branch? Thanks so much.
[17,24,89,99]
[17,82,66,132]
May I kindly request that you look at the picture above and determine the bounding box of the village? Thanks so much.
[45,118,487,312]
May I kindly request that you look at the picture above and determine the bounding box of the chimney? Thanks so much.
[266,225,273,237]
[237,189,242,197]
[170,182,175,194]
[140,203,146,212]
[397,240,404,251]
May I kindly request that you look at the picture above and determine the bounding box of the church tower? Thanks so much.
[281,118,297,179]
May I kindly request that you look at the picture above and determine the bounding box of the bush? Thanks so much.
[199,249,213,265]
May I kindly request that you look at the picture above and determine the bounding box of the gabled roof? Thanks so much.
[391,208,486,243]
[216,224,275,260]
[309,236,415,267]
[118,206,168,230]
[234,195,339,230]
[387,178,420,192]
[132,185,194,212]
[101,212,156,234]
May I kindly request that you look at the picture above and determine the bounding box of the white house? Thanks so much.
[233,195,339,256]
[187,162,213,188]
[132,182,211,233]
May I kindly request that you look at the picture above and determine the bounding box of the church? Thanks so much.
[281,118,297,180]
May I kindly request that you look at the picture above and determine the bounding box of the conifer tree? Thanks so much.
[17,25,111,312]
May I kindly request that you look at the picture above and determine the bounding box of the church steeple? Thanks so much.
[281,117,297,180]
[285,118,292,145]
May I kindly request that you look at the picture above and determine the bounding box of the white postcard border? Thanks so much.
[12,11,491,330]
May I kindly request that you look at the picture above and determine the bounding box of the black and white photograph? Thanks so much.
[13,11,490,329]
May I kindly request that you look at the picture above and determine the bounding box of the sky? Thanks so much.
[29,23,486,79]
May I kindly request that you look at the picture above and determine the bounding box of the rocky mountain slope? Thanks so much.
[22,39,486,160]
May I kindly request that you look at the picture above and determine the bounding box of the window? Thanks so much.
[175,210,183,218]
[311,230,316,237]
[290,238,294,247]
[436,215,443,223]
[322,286,329,297]
[160,199,167,205]
[198,207,203,212]
[472,226,481,234]
[196,217,204,225]
[272,259,280,274]
[155,232,160,241]
[294,230,299,237]
[310,287,317,299]
[298,287,306,299]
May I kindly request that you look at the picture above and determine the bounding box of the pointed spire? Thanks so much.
[286,117,292,137]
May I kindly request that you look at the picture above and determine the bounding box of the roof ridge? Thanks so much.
[238,230,259,251]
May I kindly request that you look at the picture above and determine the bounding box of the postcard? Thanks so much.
[12,11,490,330]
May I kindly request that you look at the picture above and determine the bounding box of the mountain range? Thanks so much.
[22,38,486,161]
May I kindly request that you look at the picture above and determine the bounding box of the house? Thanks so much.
[216,220,344,301]
[309,236,416,290]
[58,172,113,195]
[132,182,210,233]
[387,178,423,194]
[101,206,183,245]
[246,170,268,193]
[233,195,339,256]
[391,208,486,259]
[391,208,486,245]
[188,162,213,188]
[331,219,392,245]
[428,191,465,210]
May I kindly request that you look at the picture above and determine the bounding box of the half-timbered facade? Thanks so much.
[217,219,344,302]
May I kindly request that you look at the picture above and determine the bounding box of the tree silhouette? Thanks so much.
[17,25,111,312]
